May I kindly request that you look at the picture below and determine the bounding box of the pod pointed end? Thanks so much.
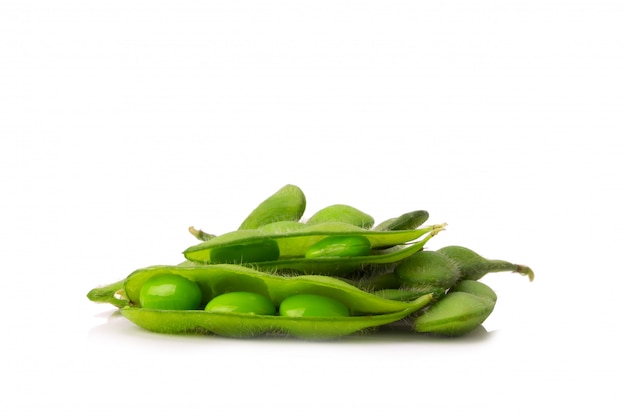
[515,264,535,282]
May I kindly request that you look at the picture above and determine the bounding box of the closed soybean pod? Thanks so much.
[238,184,307,230]
[306,204,375,229]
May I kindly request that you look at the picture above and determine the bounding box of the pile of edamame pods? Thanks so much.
[88,184,534,340]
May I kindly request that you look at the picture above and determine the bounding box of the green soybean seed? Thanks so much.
[437,245,535,281]
[279,294,350,318]
[205,292,276,315]
[139,274,203,310]
[306,204,375,229]
[209,240,280,264]
[395,250,461,289]
[304,235,371,259]
[238,184,307,230]
[414,291,495,336]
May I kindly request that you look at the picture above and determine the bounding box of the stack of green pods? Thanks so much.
[88,184,534,340]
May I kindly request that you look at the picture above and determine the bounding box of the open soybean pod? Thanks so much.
[91,264,434,339]
[183,222,446,275]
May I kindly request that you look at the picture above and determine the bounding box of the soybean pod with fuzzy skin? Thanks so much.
[88,264,434,339]
[437,246,535,282]
[374,210,430,231]
[238,184,307,230]
[394,250,461,289]
[306,204,375,229]
[414,280,497,336]
[188,185,306,242]
[183,222,446,275]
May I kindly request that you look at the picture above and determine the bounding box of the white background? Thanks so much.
[1,0,624,416]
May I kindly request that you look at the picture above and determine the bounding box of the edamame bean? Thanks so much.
[205,291,276,315]
[139,274,202,310]
[209,240,280,264]
[279,294,350,318]
[437,246,534,281]
[304,235,371,259]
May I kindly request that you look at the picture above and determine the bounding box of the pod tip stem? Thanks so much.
[432,223,447,235]
[189,226,216,241]
[515,264,535,282]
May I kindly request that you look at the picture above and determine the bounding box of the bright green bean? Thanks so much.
[304,235,371,259]
[139,274,203,310]
[205,291,276,315]
[279,294,350,318]
[209,240,280,264]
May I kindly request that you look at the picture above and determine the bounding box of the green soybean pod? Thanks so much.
[453,280,497,303]
[395,250,461,289]
[102,264,436,339]
[256,221,308,234]
[184,223,446,264]
[414,291,495,336]
[437,246,535,282]
[374,210,430,231]
[306,204,375,229]
[304,235,371,259]
[238,184,307,230]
